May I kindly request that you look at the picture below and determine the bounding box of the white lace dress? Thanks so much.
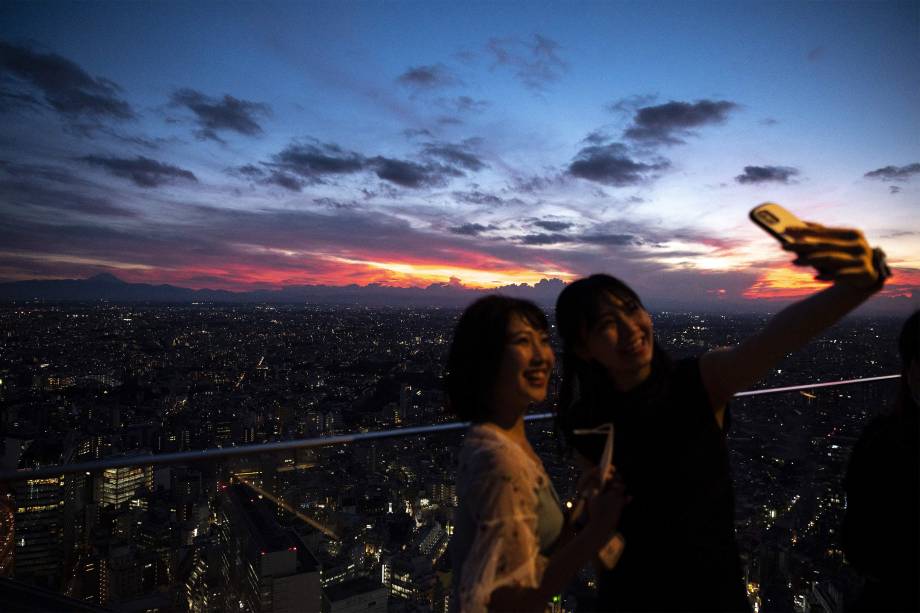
[451,424,562,612]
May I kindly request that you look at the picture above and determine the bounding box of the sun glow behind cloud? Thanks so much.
[328,255,573,288]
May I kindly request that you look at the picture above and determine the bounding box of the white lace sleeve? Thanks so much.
[457,439,545,612]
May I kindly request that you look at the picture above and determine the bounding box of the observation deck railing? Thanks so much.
[0,373,900,482]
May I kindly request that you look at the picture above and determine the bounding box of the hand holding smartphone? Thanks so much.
[749,202,890,289]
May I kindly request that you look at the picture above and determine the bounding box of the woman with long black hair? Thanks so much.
[554,221,889,611]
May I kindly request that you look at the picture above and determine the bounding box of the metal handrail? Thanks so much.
[0,374,900,481]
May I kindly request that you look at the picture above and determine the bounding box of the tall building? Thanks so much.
[218,484,322,612]
[95,463,153,508]
[12,441,70,589]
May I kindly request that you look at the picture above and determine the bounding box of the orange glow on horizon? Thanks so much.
[111,254,573,291]
[327,255,573,289]
[744,265,920,300]
[743,267,829,299]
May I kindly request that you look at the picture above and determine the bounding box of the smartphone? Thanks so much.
[749,202,806,245]
[573,423,614,485]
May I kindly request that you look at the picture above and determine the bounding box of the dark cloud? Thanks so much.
[232,164,265,179]
[487,34,567,91]
[369,156,461,188]
[624,99,738,145]
[260,138,477,190]
[579,233,637,246]
[81,155,198,188]
[449,223,492,236]
[0,161,136,218]
[0,88,41,112]
[453,190,524,207]
[520,233,569,245]
[735,165,800,184]
[396,64,459,90]
[582,129,613,145]
[0,159,86,185]
[312,197,356,210]
[568,143,669,186]
[0,41,134,120]
[227,163,308,192]
[520,231,638,247]
[533,220,572,232]
[422,142,486,171]
[170,88,270,141]
[265,171,305,192]
[437,95,489,114]
[864,163,920,181]
[270,141,366,183]
[520,232,643,246]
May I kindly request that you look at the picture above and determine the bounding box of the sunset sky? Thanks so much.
[1,1,918,311]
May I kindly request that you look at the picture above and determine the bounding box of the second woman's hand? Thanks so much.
[784,223,881,290]
[585,472,628,540]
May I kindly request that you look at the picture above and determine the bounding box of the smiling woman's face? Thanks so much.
[492,314,555,412]
[579,292,654,388]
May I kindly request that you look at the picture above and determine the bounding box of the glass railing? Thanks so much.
[0,374,903,613]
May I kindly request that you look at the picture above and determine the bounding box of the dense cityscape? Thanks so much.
[0,303,903,612]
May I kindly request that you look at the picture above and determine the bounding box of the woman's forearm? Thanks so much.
[702,282,878,405]
[754,282,877,361]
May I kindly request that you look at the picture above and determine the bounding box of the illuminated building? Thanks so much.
[13,475,65,587]
[95,464,153,508]
[12,441,70,589]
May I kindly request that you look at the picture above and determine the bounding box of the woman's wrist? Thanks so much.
[867,247,891,293]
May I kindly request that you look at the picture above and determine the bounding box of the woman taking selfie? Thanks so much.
[448,295,627,612]
[555,212,889,611]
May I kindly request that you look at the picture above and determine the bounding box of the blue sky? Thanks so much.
[1,0,917,310]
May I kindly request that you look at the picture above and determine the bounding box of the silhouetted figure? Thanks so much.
[843,310,919,612]
[554,219,888,611]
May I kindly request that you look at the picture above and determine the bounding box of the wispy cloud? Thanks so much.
[170,88,271,142]
[0,40,134,120]
[421,140,487,171]
[397,64,460,90]
[864,163,920,181]
[81,155,198,188]
[487,34,568,91]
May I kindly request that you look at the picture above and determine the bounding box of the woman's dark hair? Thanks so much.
[554,274,647,414]
[896,309,919,413]
[445,295,549,422]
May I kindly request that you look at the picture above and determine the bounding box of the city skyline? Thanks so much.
[1,1,918,312]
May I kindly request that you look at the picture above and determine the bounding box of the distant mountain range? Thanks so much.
[0,273,567,306]
[1,273,911,314]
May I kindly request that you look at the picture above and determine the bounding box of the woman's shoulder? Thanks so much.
[459,424,542,481]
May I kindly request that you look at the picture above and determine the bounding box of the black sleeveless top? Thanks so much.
[560,354,750,612]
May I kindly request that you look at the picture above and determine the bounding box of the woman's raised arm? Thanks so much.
[700,224,887,416]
